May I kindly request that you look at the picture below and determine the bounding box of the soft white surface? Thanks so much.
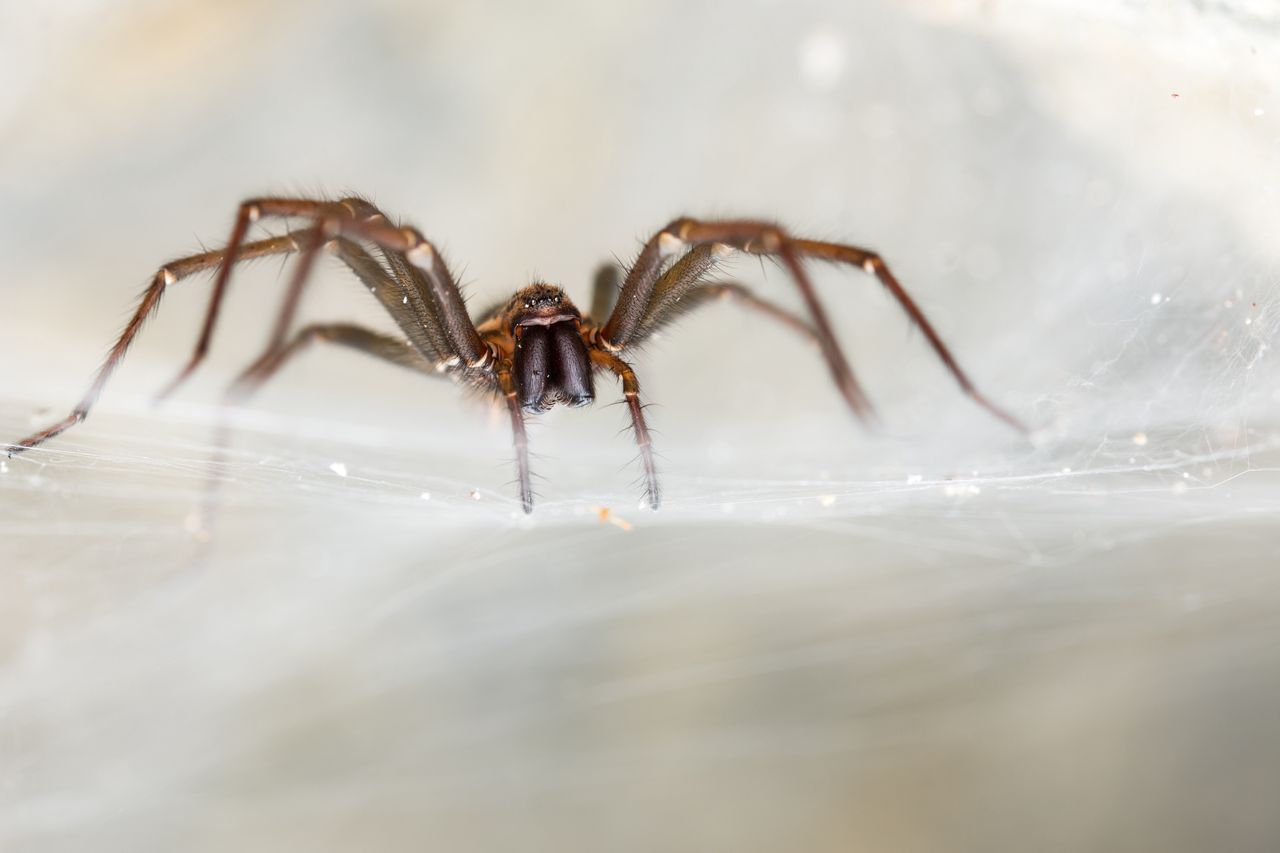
[2,1,1279,850]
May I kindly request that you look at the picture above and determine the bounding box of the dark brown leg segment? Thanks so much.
[590,349,659,510]
[789,239,1025,432]
[226,322,445,402]
[648,281,820,345]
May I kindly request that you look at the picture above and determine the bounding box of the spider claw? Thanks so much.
[516,480,535,513]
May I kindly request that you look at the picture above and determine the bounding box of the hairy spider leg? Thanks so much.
[229,323,447,398]
[788,238,1025,432]
[605,218,1025,432]
[495,363,534,513]
[589,349,659,509]
[8,208,483,456]
[157,197,487,401]
[639,280,820,344]
[10,231,313,454]
[602,219,874,422]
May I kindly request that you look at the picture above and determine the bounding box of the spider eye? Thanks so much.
[523,290,562,309]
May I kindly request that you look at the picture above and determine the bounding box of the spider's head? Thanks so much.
[505,283,594,412]
[505,283,580,331]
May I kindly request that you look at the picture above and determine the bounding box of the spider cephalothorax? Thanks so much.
[7,195,1024,513]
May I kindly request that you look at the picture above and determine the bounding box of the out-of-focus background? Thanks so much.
[3,1,1279,850]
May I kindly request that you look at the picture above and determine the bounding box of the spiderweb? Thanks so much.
[4,1,1280,851]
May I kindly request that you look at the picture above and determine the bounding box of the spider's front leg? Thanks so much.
[590,349,660,510]
[495,362,534,514]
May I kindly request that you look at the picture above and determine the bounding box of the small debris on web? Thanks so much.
[592,506,633,531]
[468,488,481,501]
[1150,293,1163,305]
[328,462,348,477]
[0,460,8,474]
[906,474,923,485]
[818,494,837,507]
[419,491,432,501]
[1132,432,1148,446]
[942,482,981,497]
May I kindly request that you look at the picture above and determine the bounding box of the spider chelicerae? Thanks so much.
[7,196,1023,512]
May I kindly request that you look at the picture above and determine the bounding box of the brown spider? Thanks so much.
[7,196,1023,512]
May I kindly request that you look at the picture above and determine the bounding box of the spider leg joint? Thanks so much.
[406,237,434,266]
[467,345,496,370]
[658,232,686,258]
[589,328,623,352]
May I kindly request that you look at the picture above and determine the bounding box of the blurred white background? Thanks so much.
[2,1,1280,850]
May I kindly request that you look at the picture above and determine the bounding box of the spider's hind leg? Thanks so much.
[225,322,446,402]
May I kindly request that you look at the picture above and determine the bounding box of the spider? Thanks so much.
[7,196,1023,513]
